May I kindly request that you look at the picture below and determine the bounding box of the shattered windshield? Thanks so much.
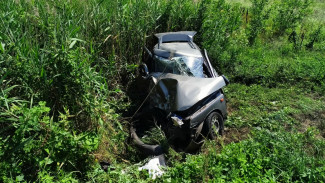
[154,56,204,78]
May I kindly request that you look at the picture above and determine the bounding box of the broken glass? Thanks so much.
[154,56,204,78]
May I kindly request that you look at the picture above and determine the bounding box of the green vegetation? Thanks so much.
[0,0,324,182]
[163,129,325,182]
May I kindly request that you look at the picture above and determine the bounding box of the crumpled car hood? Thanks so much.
[149,73,226,112]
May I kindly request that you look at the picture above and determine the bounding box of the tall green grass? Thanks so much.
[0,0,324,181]
[0,0,207,181]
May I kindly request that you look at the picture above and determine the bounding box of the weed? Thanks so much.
[160,128,325,182]
[248,0,270,45]
[1,0,325,182]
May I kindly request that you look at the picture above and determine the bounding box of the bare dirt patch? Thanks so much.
[221,127,251,145]
[201,127,251,155]
[294,111,325,138]
[226,103,236,116]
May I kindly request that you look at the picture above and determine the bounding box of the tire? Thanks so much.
[204,112,224,139]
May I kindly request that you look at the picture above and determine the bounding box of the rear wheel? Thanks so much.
[204,112,224,139]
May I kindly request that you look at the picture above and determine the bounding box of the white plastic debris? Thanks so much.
[138,155,166,179]
[171,116,184,127]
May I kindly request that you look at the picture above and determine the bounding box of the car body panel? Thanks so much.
[186,92,227,128]
[155,31,196,43]
[149,72,226,112]
[154,31,202,58]
[154,42,202,58]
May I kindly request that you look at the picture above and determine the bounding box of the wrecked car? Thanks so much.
[131,31,229,153]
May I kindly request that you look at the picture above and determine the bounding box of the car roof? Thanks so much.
[153,31,203,58]
[155,31,196,42]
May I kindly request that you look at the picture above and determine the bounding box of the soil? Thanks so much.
[222,127,251,145]
[293,111,325,139]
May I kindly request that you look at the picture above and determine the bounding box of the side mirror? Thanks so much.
[139,64,149,79]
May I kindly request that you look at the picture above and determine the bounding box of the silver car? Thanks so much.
[132,31,229,153]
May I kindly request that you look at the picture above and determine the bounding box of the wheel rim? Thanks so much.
[211,115,220,136]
